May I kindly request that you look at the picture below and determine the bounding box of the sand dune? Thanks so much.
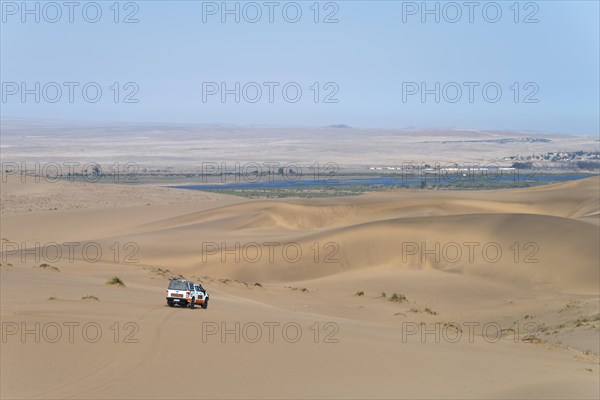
[1,175,598,399]
[80,178,599,294]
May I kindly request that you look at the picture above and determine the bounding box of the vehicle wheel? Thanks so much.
[190,297,195,309]
[201,299,208,309]
[167,301,174,307]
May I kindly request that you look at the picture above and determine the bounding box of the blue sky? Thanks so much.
[1,0,599,134]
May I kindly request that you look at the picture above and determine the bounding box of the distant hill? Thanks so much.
[326,124,352,129]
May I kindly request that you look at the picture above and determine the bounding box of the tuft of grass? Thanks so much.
[444,322,463,333]
[575,318,590,327]
[560,300,582,312]
[522,334,542,344]
[408,307,438,315]
[82,295,99,301]
[47,296,57,300]
[254,282,263,287]
[389,293,407,303]
[380,292,387,298]
[106,276,125,287]
[286,286,309,292]
[158,269,186,280]
[355,291,365,297]
[35,263,60,272]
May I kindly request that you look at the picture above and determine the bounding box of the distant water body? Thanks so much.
[170,174,593,191]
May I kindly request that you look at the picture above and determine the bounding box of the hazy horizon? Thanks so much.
[2,1,599,135]
[1,117,598,138]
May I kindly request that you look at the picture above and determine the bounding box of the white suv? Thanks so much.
[166,279,209,309]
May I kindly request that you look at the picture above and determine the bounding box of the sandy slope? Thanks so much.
[1,176,599,399]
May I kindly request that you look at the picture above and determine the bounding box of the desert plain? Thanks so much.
[0,126,599,399]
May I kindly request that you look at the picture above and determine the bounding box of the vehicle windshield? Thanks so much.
[168,280,188,290]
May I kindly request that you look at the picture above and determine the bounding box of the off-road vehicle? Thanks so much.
[166,279,209,309]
